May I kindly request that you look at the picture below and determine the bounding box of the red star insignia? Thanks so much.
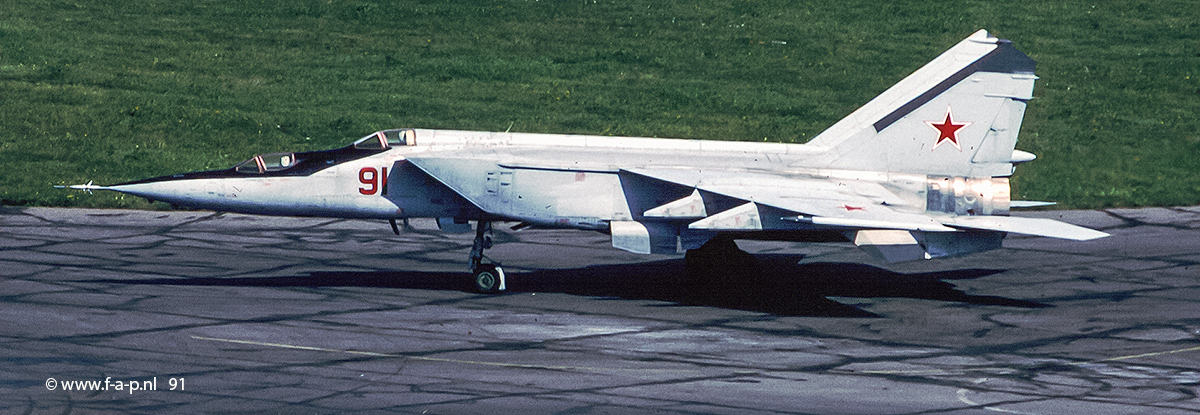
[842,204,865,211]
[926,107,970,151]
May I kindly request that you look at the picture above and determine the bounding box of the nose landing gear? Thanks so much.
[469,221,505,294]
[472,263,505,294]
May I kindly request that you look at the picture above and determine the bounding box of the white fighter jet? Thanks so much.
[65,30,1107,293]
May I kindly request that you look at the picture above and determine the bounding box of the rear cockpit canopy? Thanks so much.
[353,129,416,150]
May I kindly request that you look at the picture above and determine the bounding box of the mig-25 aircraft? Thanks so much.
[64,30,1108,293]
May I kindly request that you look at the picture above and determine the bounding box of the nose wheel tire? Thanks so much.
[472,264,505,294]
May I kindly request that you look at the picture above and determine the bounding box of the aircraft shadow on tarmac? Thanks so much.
[90,254,1045,318]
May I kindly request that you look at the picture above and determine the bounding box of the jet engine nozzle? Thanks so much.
[925,176,1010,216]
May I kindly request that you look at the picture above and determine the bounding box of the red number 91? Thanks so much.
[358,167,388,195]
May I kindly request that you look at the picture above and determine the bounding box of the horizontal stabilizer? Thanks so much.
[801,216,956,233]
[941,216,1109,241]
[1010,200,1057,208]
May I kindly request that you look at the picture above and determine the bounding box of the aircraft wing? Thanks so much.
[622,168,956,232]
[622,168,1107,240]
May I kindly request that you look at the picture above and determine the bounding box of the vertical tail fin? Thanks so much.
[806,30,1036,178]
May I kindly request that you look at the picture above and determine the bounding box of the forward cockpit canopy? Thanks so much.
[234,129,416,174]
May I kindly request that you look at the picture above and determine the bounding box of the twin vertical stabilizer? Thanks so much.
[806,30,1036,178]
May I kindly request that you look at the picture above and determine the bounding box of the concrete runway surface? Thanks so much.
[2,206,1199,414]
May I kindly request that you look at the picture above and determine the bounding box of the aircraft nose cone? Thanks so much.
[106,177,224,207]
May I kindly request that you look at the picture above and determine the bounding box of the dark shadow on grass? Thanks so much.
[86,254,1042,317]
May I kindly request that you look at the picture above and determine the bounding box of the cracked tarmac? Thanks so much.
[2,206,1200,414]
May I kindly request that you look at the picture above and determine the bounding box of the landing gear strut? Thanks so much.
[469,221,505,294]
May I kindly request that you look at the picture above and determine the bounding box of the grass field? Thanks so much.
[2,0,1198,209]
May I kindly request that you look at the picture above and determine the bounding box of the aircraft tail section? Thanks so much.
[806,30,1036,178]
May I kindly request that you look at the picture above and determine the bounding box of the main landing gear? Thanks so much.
[468,221,506,294]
